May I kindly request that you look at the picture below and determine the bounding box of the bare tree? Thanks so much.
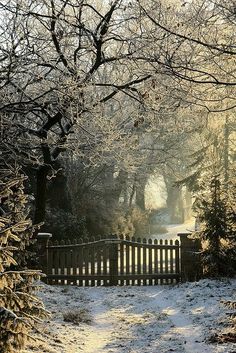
[0,0,152,225]
[135,0,236,113]
[1,0,230,232]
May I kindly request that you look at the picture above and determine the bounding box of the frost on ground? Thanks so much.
[151,218,196,241]
[23,279,236,353]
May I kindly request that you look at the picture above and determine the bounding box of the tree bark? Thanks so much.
[33,165,50,226]
[135,176,147,211]
[224,115,229,185]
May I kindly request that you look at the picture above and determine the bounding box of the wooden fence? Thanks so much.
[40,234,181,286]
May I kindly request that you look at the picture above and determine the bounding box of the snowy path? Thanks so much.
[101,286,215,353]
[24,279,236,353]
[83,290,115,353]
[149,289,212,353]
[151,219,195,241]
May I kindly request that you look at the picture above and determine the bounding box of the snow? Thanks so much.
[151,219,196,240]
[23,278,236,353]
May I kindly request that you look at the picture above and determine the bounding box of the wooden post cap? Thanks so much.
[37,233,52,240]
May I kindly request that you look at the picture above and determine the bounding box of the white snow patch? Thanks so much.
[24,279,236,353]
[149,289,212,353]
[151,219,195,240]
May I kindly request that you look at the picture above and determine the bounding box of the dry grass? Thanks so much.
[63,308,92,325]
[209,300,236,344]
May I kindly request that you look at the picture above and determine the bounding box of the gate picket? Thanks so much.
[47,246,53,285]
[78,238,83,287]
[137,238,141,286]
[72,240,77,285]
[154,239,158,285]
[96,240,102,286]
[126,235,130,285]
[165,239,168,283]
[90,237,95,287]
[160,239,163,284]
[103,237,108,286]
[131,237,136,285]
[142,238,147,286]
[110,234,118,286]
[53,240,59,285]
[170,239,174,284]
[84,238,89,286]
[120,235,124,286]
[148,239,153,286]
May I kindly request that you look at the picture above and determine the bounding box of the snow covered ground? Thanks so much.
[24,279,236,353]
[151,219,196,241]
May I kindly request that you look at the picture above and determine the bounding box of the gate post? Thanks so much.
[178,233,202,282]
[37,232,52,282]
[109,236,119,286]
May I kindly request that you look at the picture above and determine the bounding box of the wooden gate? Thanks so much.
[45,235,180,286]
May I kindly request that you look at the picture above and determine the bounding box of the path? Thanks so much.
[148,288,212,353]
[152,218,195,240]
[24,280,235,353]
[55,286,218,353]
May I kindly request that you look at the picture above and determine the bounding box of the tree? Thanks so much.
[2,0,234,243]
[0,152,47,352]
[0,0,152,226]
[136,0,236,112]
[193,174,236,276]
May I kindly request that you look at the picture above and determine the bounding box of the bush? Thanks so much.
[130,207,149,237]
[44,207,87,240]
[63,308,92,325]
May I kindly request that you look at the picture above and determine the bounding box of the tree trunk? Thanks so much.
[33,165,50,226]
[163,172,184,223]
[129,180,136,208]
[224,115,229,185]
[184,188,193,221]
[103,168,128,207]
[135,176,147,211]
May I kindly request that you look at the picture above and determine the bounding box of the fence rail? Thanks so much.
[43,235,181,286]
